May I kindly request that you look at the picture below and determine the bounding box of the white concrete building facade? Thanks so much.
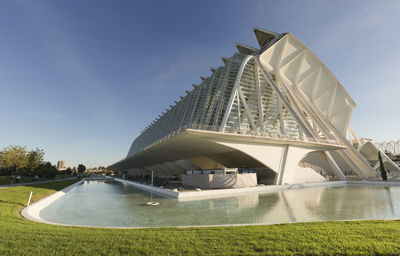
[110,28,399,185]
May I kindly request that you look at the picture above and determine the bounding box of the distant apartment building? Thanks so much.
[57,160,66,171]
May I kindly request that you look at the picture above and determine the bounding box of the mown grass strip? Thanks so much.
[0,175,75,186]
[1,180,400,255]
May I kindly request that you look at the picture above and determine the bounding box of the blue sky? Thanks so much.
[0,0,399,168]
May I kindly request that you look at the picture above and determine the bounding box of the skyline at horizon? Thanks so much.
[1,0,400,168]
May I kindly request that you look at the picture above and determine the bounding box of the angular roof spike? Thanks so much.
[210,67,216,73]
[253,27,279,48]
[179,96,184,100]
[174,101,178,104]
[221,56,229,64]
[185,90,190,94]
[236,43,258,55]
[200,76,207,81]
[169,105,174,108]
[192,84,198,88]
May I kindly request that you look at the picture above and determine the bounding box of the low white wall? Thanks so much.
[114,178,347,200]
[21,179,85,224]
[347,180,400,186]
[182,173,257,189]
[114,178,179,198]
[177,181,347,201]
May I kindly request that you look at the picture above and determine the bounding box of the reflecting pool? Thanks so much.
[39,180,400,227]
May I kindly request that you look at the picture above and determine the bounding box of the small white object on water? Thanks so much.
[146,201,159,206]
[195,188,201,192]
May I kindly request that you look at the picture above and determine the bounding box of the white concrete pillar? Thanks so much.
[279,146,325,185]
[321,152,346,181]
[275,145,288,185]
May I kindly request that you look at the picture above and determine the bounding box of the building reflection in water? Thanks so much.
[40,181,400,227]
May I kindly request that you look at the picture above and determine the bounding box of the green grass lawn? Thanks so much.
[1,181,400,255]
[0,175,42,185]
[54,174,75,180]
[0,175,74,185]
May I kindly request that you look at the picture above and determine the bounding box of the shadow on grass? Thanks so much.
[25,178,82,191]
[0,178,80,191]
[0,199,24,206]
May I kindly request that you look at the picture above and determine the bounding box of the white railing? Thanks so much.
[137,122,341,154]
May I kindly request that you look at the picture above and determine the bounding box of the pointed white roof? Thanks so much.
[235,43,258,55]
[221,56,229,64]
[253,27,279,48]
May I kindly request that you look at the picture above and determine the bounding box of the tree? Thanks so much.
[78,164,86,173]
[38,162,57,179]
[0,145,49,176]
[27,148,44,173]
[64,167,72,175]
[0,145,28,173]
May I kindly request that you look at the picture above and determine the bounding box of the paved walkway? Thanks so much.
[0,177,79,188]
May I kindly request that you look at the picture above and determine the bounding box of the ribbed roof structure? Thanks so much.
[110,28,399,183]
[128,30,355,157]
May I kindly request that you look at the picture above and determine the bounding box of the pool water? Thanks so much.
[40,180,400,227]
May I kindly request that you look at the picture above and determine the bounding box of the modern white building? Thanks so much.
[110,28,399,186]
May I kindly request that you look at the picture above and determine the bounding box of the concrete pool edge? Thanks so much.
[21,178,86,225]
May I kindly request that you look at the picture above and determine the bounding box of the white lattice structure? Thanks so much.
[376,140,400,155]
[110,28,398,184]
